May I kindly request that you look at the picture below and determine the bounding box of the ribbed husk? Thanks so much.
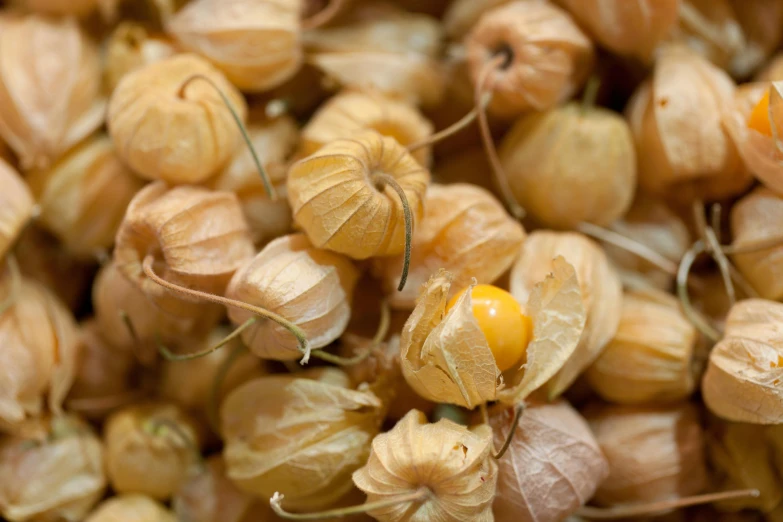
[105,403,202,501]
[0,158,33,259]
[0,415,106,522]
[703,299,783,424]
[668,0,745,71]
[401,257,586,409]
[510,231,622,399]
[208,115,297,246]
[442,0,511,39]
[586,289,698,405]
[85,495,176,522]
[0,278,79,432]
[489,401,608,522]
[728,0,783,78]
[626,45,750,203]
[465,1,593,117]
[27,134,145,259]
[586,403,707,506]
[299,89,434,166]
[107,54,247,184]
[225,233,359,361]
[498,102,636,229]
[352,409,497,522]
[287,129,429,260]
[372,183,525,310]
[167,0,302,92]
[221,367,384,510]
[557,0,679,62]
[104,22,179,93]
[0,15,105,170]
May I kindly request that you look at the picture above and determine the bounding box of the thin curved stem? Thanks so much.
[581,75,601,113]
[577,221,679,276]
[208,343,247,434]
[270,488,431,520]
[178,74,277,200]
[493,404,525,460]
[319,298,391,366]
[141,256,311,363]
[676,241,722,343]
[144,417,204,470]
[157,318,256,361]
[373,174,413,291]
[0,255,21,316]
[406,92,492,153]
[301,0,344,30]
[577,489,759,519]
[693,201,736,306]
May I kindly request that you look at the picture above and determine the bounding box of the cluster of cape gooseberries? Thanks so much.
[4,0,783,521]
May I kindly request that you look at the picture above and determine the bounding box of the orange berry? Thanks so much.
[747,89,773,137]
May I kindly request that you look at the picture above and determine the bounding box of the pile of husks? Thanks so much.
[3,0,783,521]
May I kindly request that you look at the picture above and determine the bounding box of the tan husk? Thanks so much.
[0,14,106,169]
[585,403,708,506]
[221,367,384,510]
[372,183,525,310]
[0,158,34,259]
[728,0,783,78]
[669,0,745,71]
[167,0,302,92]
[510,231,622,399]
[104,22,179,93]
[702,298,783,424]
[107,54,247,184]
[400,257,585,408]
[0,415,106,522]
[465,1,593,117]
[489,401,609,522]
[105,403,202,500]
[225,233,359,361]
[586,289,698,405]
[287,129,429,260]
[442,0,511,40]
[299,89,434,166]
[27,133,145,259]
[13,0,111,17]
[498,102,636,229]
[85,495,177,522]
[757,53,783,82]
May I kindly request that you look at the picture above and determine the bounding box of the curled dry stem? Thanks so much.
[301,0,345,31]
[406,92,492,153]
[0,255,21,316]
[372,174,413,291]
[157,318,256,362]
[693,201,736,306]
[270,487,431,520]
[492,403,525,460]
[326,298,392,366]
[676,240,722,343]
[143,416,204,471]
[178,74,277,200]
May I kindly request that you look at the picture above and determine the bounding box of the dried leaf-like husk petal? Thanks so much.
[498,102,636,229]
[27,134,145,258]
[586,403,707,506]
[465,1,593,116]
[108,54,247,184]
[586,289,697,405]
[221,368,383,510]
[86,495,176,522]
[373,183,525,310]
[0,415,106,522]
[489,401,608,522]
[105,403,202,500]
[0,158,33,259]
[105,22,179,93]
[0,15,105,169]
[287,130,429,259]
[442,0,511,39]
[168,0,302,92]
[352,409,498,522]
[510,231,622,399]
[300,89,434,166]
[703,299,783,424]
[225,233,358,360]
[669,0,745,71]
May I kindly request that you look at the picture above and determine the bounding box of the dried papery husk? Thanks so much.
[85,495,176,522]
[225,233,358,361]
[488,400,608,522]
[27,133,145,259]
[105,402,202,500]
[12,0,117,17]
[221,367,384,510]
[442,0,511,39]
[287,129,429,260]
[372,183,525,310]
[556,0,679,62]
[208,114,297,246]
[585,403,708,506]
[702,298,783,424]
[105,22,179,93]
[510,231,622,399]
[0,415,106,522]
[626,45,749,203]
[465,1,593,117]
[728,0,783,78]
[0,158,33,259]
[299,89,434,166]
[757,54,783,82]
[107,54,247,184]
[0,15,105,169]
[498,102,636,229]
[669,0,745,72]
[586,289,698,405]
[400,257,586,408]
[0,278,79,432]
